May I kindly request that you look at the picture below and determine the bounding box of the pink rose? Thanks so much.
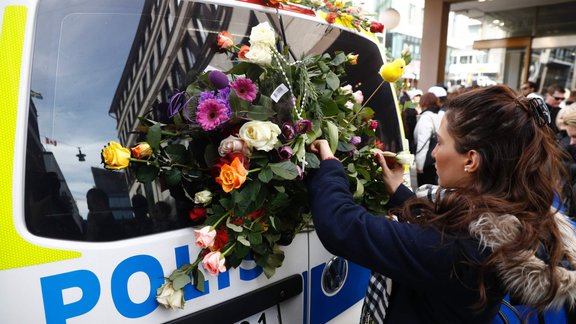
[194,226,216,249]
[352,90,364,104]
[202,251,226,276]
[218,135,251,157]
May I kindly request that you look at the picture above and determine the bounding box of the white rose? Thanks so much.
[218,135,252,157]
[344,101,354,110]
[245,43,272,65]
[194,190,213,205]
[340,85,353,95]
[238,121,281,152]
[352,90,364,104]
[156,282,184,309]
[310,0,323,6]
[249,22,276,47]
[395,151,414,165]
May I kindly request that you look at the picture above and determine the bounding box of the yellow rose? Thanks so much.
[101,141,131,170]
[215,157,247,193]
[130,142,152,159]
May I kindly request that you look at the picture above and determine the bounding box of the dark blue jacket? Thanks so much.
[308,160,504,323]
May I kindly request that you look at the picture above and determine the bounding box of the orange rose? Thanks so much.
[238,45,250,60]
[131,142,152,159]
[215,157,247,192]
[217,31,234,50]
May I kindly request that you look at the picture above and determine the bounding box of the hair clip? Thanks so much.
[527,97,551,127]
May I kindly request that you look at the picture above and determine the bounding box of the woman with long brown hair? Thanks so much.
[307,85,576,323]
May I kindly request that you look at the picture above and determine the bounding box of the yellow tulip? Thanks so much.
[101,141,131,170]
[379,58,406,83]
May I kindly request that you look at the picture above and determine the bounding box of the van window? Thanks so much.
[26,0,401,241]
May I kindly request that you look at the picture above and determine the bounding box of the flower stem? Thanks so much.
[210,210,231,231]
[248,167,262,174]
[352,79,386,120]
[222,242,238,257]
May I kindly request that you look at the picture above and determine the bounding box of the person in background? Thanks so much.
[414,92,441,186]
[306,85,576,323]
[520,81,538,97]
[545,84,567,134]
[566,89,576,106]
[401,89,422,154]
[428,85,448,118]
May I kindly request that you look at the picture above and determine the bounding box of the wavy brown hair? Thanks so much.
[398,85,570,310]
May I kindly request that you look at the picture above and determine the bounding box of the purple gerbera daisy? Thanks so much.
[217,86,232,115]
[198,90,216,106]
[196,99,230,131]
[232,78,257,102]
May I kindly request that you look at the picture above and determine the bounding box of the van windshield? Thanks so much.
[26,0,401,241]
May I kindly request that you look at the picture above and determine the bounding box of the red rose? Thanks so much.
[369,120,378,131]
[370,22,384,33]
[211,227,230,252]
[189,207,207,222]
[244,208,265,220]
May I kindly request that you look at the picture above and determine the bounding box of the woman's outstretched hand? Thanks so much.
[308,139,336,161]
[374,152,405,194]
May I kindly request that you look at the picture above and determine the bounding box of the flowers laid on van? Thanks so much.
[101,21,412,308]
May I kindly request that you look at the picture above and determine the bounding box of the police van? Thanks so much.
[0,0,405,322]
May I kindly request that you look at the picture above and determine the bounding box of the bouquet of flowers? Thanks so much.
[101,21,412,309]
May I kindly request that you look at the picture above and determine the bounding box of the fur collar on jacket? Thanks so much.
[468,212,576,310]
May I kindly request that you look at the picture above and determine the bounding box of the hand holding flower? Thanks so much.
[308,139,336,161]
[374,152,404,194]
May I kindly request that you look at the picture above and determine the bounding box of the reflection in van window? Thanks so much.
[27,0,400,241]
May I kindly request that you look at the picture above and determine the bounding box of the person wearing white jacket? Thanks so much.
[414,92,442,186]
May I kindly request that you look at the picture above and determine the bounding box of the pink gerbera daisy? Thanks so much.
[196,99,230,131]
[232,78,257,102]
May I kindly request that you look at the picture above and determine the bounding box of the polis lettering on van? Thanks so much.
[39,245,265,324]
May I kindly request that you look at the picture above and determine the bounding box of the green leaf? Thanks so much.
[168,269,186,281]
[263,264,276,278]
[357,107,375,121]
[269,161,299,180]
[257,167,273,183]
[147,124,162,149]
[229,89,251,114]
[135,165,160,183]
[193,269,205,292]
[172,274,191,290]
[227,61,251,75]
[353,177,365,199]
[165,144,188,164]
[317,60,329,73]
[338,142,356,152]
[248,232,263,245]
[246,104,276,121]
[164,168,182,186]
[325,121,339,154]
[320,98,339,117]
[204,144,219,167]
[237,235,251,246]
[305,152,320,169]
[268,249,285,268]
[325,71,340,90]
[330,52,346,66]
